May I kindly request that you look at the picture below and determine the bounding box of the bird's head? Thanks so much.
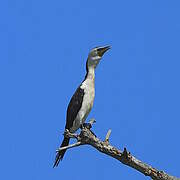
[86,45,111,70]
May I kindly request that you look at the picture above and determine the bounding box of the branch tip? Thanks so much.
[56,141,82,152]
[104,129,112,144]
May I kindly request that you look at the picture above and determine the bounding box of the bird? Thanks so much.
[53,45,111,167]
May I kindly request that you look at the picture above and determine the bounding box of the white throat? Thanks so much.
[87,67,95,80]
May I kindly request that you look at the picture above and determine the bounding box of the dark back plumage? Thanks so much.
[65,86,84,130]
[53,86,85,167]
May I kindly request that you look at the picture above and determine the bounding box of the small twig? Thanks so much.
[122,147,129,159]
[56,141,82,152]
[104,129,112,144]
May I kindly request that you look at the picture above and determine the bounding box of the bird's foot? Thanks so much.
[63,129,79,139]
[81,122,92,129]
[81,118,96,129]
[80,120,96,137]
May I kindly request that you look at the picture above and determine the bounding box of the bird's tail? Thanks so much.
[53,137,70,168]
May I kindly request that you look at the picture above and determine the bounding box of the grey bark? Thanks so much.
[56,121,179,180]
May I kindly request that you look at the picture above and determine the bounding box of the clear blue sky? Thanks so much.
[0,0,180,179]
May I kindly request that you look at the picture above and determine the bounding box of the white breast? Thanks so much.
[70,78,95,133]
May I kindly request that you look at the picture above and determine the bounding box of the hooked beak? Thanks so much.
[97,45,111,57]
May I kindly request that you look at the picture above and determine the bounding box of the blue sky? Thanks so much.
[0,0,180,179]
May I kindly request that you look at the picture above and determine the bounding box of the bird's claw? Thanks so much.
[81,122,92,129]
[63,129,79,139]
[81,118,96,129]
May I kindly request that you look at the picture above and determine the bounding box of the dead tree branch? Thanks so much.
[56,120,179,180]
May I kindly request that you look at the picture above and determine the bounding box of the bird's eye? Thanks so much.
[97,48,103,56]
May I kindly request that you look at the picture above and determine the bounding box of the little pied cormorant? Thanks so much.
[53,45,111,167]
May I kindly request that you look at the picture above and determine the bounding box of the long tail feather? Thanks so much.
[53,137,70,167]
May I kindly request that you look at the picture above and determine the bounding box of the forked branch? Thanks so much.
[56,120,179,180]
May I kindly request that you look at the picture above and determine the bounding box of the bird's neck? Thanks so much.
[85,66,95,81]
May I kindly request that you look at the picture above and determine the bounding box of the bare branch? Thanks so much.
[60,121,179,180]
[56,141,82,152]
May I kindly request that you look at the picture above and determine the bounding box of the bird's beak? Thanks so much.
[98,45,111,57]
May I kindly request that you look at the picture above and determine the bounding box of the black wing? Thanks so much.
[65,86,84,130]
